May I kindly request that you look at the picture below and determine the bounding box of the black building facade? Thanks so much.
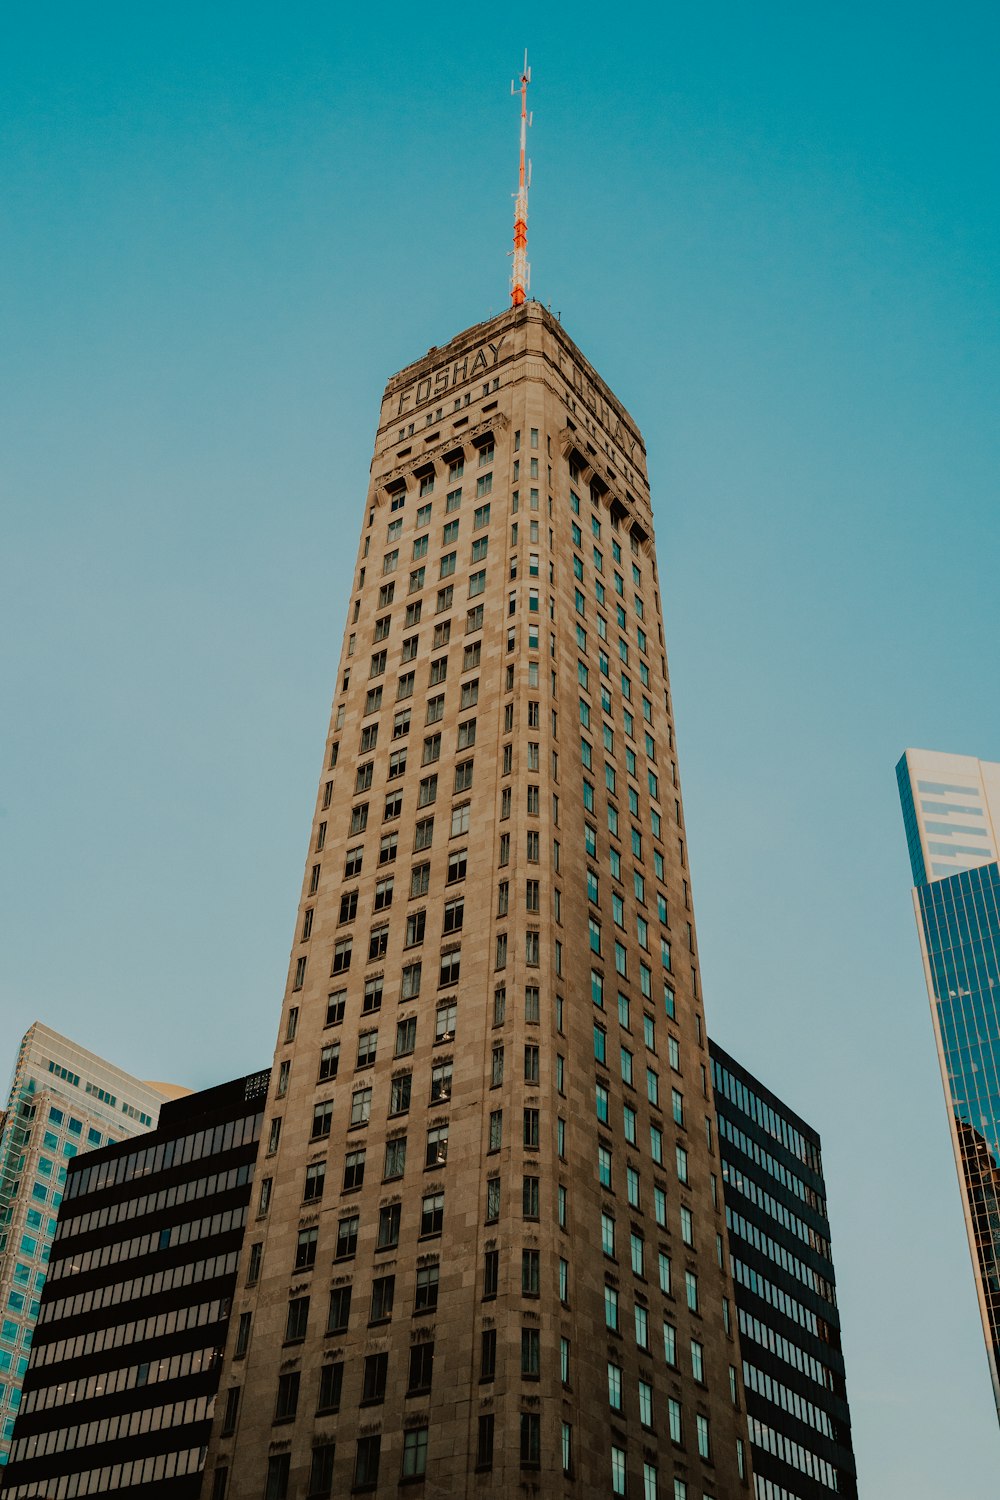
[1,1071,268,1499]
[710,1042,857,1500]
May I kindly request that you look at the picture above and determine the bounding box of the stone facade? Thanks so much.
[203,303,754,1499]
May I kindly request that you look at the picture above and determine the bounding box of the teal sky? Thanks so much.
[3,2,999,1491]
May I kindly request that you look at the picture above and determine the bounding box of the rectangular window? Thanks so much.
[443,896,464,933]
[234,1311,252,1357]
[421,1191,445,1236]
[395,1016,417,1056]
[377,1203,401,1249]
[479,1325,498,1380]
[336,1214,360,1259]
[414,1263,439,1311]
[454,758,473,792]
[414,817,434,850]
[407,1342,434,1395]
[323,1293,351,1345]
[367,926,388,960]
[383,1136,407,1179]
[266,1455,290,1500]
[431,1060,453,1100]
[426,1122,449,1167]
[477,1413,495,1470]
[307,1446,335,1498]
[520,1411,541,1469]
[418,773,438,807]
[295,1227,318,1270]
[304,1161,326,1202]
[439,949,461,985]
[389,1073,412,1115]
[354,1435,381,1490]
[317,1361,343,1413]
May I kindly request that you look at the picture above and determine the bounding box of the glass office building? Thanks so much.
[896,748,1000,1421]
[711,1042,856,1500]
[2,1070,268,1499]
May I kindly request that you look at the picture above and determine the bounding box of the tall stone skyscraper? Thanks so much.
[205,302,754,1499]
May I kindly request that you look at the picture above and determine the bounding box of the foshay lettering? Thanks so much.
[397,338,508,416]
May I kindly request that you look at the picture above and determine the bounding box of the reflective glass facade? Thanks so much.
[914,862,1000,1417]
[2,1071,268,1499]
[711,1042,857,1500]
[897,748,1000,1422]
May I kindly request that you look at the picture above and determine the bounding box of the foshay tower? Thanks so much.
[205,64,753,1500]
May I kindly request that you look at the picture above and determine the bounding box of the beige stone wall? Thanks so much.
[204,304,752,1499]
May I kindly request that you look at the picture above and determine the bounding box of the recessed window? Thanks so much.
[426,1122,449,1167]
[350,1087,372,1126]
[390,1073,412,1116]
[383,1136,407,1180]
[420,1191,445,1237]
[327,1286,352,1334]
[415,1263,439,1311]
[430,1060,453,1101]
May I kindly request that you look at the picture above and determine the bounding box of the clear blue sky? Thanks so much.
[3,2,999,1491]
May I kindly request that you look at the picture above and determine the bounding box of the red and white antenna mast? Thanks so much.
[510,51,532,307]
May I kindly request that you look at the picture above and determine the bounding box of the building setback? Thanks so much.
[1,1070,269,1499]
[896,747,1000,1422]
[0,1022,169,1465]
[710,1042,856,1500]
[203,301,754,1499]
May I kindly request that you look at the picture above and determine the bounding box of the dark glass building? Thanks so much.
[1,1071,268,1500]
[896,747,1000,1423]
[710,1042,856,1500]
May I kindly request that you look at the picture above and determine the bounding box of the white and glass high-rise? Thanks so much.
[0,1022,173,1461]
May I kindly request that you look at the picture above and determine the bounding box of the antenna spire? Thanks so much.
[510,51,531,307]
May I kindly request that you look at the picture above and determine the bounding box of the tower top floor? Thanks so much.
[374,303,651,515]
